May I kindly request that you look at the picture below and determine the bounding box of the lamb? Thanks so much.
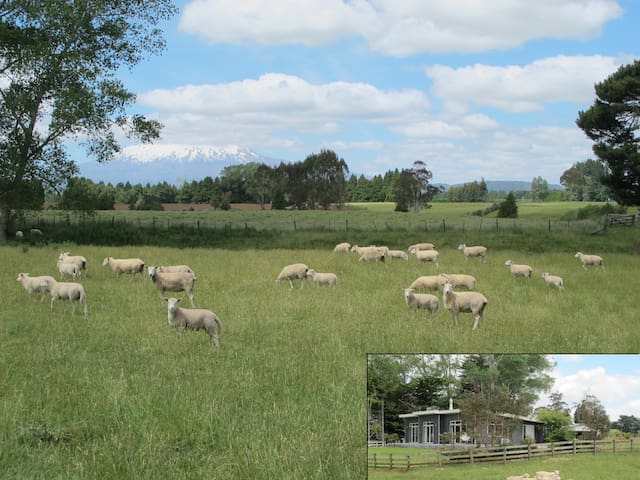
[403,288,439,313]
[275,263,309,288]
[333,242,351,253]
[575,252,604,270]
[102,257,145,276]
[408,243,435,251]
[50,280,88,316]
[58,252,88,277]
[56,259,79,279]
[164,297,222,347]
[542,272,564,291]
[387,249,409,260]
[358,250,385,263]
[415,249,439,267]
[458,244,487,263]
[409,275,448,291]
[148,266,196,307]
[439,273,476,290]
[15,230,23,239]
[306,269,338,286]
[506,475,530,480]
[504,260,533,278]
[535,471,560,480]
[16,273,56,302]
[442,282,488,330]
[154,265,194,274]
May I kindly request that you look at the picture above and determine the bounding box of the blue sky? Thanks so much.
[97,0,640,184]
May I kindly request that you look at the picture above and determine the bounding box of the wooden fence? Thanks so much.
[368,439,636,470]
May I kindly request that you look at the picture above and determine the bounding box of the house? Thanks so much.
[399,399,544,446]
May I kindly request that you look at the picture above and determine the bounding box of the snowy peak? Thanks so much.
[116,143,261,164]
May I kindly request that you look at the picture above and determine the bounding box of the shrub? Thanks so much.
[497,192,518,218]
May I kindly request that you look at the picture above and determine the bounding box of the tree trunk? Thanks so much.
[0,204,9,243]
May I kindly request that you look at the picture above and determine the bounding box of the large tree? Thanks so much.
[0,0,177,240]
[576,60,640,206]
[560,159,611,201]
[574,394,610,440]
[392,161,440,212]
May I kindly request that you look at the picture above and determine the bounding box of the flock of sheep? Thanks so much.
[16,252,222,346]
[276,241,605,330]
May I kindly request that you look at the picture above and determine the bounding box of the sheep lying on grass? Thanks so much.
[458,244,487,263]
[102,257,145,277]
[409,275,447,291]
[306,269,338,286]
[442,282,488,330]
[50,281,88,316]
[506,474,530,480]
[542,272,564,291]
[58,252,87,277]
[17,273,56,302]
[333,242,351,253]
[358,250,385,263]
[276,263,309,288]
[30,228,43,236]
[504,260,533,278]
[56,259,79,279]
[164,297,222,347]
[387,249,409,260]
[535,471,560,480]
[403,288,439,313]
[575,252,604,271]
[439,273,476,290]
[149,266,196,307]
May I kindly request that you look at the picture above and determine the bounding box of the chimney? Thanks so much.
[449,398,453,410]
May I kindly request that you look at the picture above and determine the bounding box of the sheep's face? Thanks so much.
[148,266,158,278]
[457,244,466,251]
[443,282,454,296]
[102,257,111,267]
[574,252,582,258]
[504,260,513,266]
[17,273,28,282]
[165,297,181,313]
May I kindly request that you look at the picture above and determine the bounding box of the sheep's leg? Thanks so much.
[188,291,195,308]
[582,264,588,271]
[472,315,480,330]
[288,279,294,289]
[50,296,56,312]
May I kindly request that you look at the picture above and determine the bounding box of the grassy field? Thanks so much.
[3,202,640,478]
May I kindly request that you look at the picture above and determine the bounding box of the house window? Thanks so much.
[408,423,419,443]
[423,422,435,444]
[450,420,462,443]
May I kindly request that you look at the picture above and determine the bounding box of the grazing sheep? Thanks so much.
[350,245,380,255]
[148,266,196,307]
[403,288,439,313]
[15,230,23,239]
[102,257,145,276]
[415,249,439,267]
[442,282,488,330]
[575,252,604,270]
[408,243,435,251]
[16,273,56,302]
[387,249,409,260]
[542,272,564,291]
[56,259,79,279]
[164,297,222,347]
[506,475,530,480]
[306,269,338,286]
[50,281,88,316]
[333,242,351,253]
[58,252,88,277]
[458,244,487,263]
[535,471,560,480]
[358,250,385,263]
[439,273,476,290]
[155,265,194,274]
[275,263,309,288]
[504,259,533,278]
[409,275,448,291]
[29,228,43,236]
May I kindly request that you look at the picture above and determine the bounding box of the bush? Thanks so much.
[560,202,627,221]
[497,192,518,218]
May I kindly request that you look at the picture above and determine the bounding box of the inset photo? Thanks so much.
[367,354,640,479]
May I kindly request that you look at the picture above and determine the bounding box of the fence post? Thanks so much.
[389,453,393,470]
[503,445,507,464]
[631,438,634,453]
[495,218,499,231]
[613,439,616,455]
[573,439,577,455]
[373,453,376,469]
[551,442,555,457]
[406,455,410,470]
[593,439,597,454]
[479,218,483,231]
[424,219,428,231]
[442,219,446,232]
[438,447,442,467]
[346,219,348,231]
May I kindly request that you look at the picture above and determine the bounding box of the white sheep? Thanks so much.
[542,272,564,291]
[29,228,43,236]
[504,259,533,278]
[575,252,604,270]
[50,280,88,316]
[155,265,194,274]
[333,242,351,253]
[306,269,338,286]
[58,252,88,277]
[164,297,222,347]
[148,266,196,307]
[442,282,488,330]
[403,288,439,313]
[458,244,487,263]
[15,230,23,239]
[408,243,435,251]
[56,259,79,279]
[439,273,476,290]
[506,475,530,480]
[409,275,448,291]
[350,245,380,255]
[102,257,145,276]
[358,250,385,263]
[415,249,439,267]
[275,263,309,288]
[16,273,56,302]
[535,471,560,480]
[387,249,409,260]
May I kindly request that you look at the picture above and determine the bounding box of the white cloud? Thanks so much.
[426,55,625,112]
[179,0,623,56]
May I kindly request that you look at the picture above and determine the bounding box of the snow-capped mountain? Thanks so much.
[79,144,278,184]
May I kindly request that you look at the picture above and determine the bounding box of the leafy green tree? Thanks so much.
[576,60,640,206]
[574,394,610,439]
[447,179,488,202]
[0,0,177,241]
[560,159,611,201]
[392,161,440,212]
[302,149,349,209]
[392,169,415,212]
[59,177,97,213]
[247,163,273,209]
[497,192,518,218]
[536,408,576,442]
[546,390,571,416]
[530,176,549,202]
[611,415,640,436]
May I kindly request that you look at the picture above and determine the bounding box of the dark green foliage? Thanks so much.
[560,202,627,221]
[530,176,549,202]
[574,394,610,439]
[447,178,488,202]
[611,415,640,435]
[497,192,518,218]
[536,408,576,442]
[560,159,612,201]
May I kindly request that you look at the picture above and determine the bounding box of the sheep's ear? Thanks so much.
[176,298,182,304]
[162,297,168,303]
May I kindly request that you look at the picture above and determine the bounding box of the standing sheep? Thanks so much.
[403,288,439,314]
[58,252,88,277]
[458,244,487,263]
[148,266,196,307]
[15,230,23,239]
[164,297,222,347]
[50,280,88,316]
[358,250,385,263]
[275,263,309,288]
[333,242,351,253]
[415,249,439,267]
[387,249,409,260]
[442,282,488,330]
[102,257,145,277]
[306,269,338,286]
[504,260,533,278]
[542,273,564,291]
[56,259,79,279]
[439,273,476,290]
[16,273,56,302]
[574,252,604,270]
[408,243,435,251]
[409,275,448,291]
